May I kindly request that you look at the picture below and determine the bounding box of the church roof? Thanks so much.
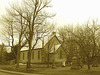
[21,32,62,51]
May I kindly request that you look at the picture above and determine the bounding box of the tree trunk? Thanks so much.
[16,35,21,69]
[87,59,91,70]
[47,53,49,68]
[16,45,20,69]
[27,35,33,69]
[27,41,31,69]
[47,37,50,68]
[88,63,90,70]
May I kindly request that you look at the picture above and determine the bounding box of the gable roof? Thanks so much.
[49,44,61,53]
[21,32,63,52]
[32,33,62,49]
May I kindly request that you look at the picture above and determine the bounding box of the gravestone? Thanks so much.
[71,56,79,70]
[62,61,66,67]
[77,57,83,69]
[92,56,99,67]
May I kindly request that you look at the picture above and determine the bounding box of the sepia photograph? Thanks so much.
[0,0,100,75]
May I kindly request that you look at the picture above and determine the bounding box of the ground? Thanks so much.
[0,64,100,75]
[0,72,16,75]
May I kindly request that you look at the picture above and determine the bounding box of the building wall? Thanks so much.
[42,36,61,63]
[20,35,66,64]
[20,49,42,63]
[20,51,28,63]
[42,36,66,63]
[31,49,42,63]
[50,46,66,63]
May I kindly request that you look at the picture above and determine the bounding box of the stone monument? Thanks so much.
[71,56,79,70]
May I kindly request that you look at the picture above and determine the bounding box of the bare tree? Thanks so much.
[1,2,28,68]
[1,14,17,58]
[58,19,100,70]
[22,0,55,68]
[1,0,55,69]
[58,26,79,63]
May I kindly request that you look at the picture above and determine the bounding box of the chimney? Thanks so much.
[52,31,56,36]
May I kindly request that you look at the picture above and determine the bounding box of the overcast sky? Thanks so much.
[0,0,100,26]
[51,0,100,26]
[0,0,100,43]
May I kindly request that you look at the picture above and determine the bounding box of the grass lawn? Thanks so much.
[44,70,100,75]
[43,65,100,75]
[0,65,100,75]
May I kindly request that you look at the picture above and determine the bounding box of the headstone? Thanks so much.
[92,56,99,67]
[71,56,79,70]
[77,57,83,69]
[62,61,66,67]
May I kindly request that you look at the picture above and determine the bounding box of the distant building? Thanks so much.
[20,32,66,66]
